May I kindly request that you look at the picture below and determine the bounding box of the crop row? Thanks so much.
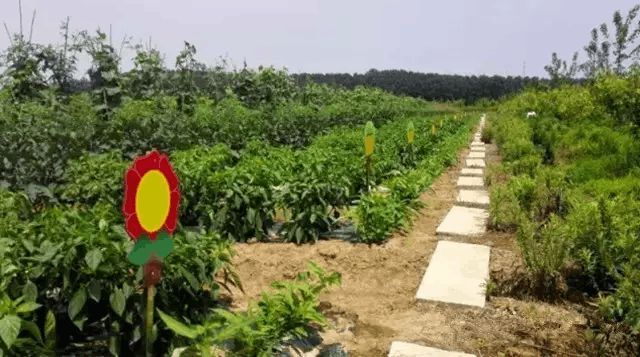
[0,86,444,191]
[58,113,475,244]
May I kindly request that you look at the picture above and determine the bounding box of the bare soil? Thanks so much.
[226,133,591,356]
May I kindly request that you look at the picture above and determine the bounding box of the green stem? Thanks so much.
[365,156,371,192]
[145,283,155,357]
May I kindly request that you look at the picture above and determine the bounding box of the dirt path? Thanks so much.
[227,134,590,356]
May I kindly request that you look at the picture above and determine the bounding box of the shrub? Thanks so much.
[489,174,535,230]
[170,145,235,226]
[159,262,341,356]
[58,152,128,207]
[516,215,571,298]
[355,193,407,243]
[481,121,493,143]
[0,202,238,355]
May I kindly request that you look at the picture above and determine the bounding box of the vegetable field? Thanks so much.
[5,3,640,354]
[0,28,475,354]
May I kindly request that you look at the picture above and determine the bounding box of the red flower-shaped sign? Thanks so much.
[122,150,180,240]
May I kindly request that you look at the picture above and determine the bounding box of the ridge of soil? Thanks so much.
[226,137,590,356]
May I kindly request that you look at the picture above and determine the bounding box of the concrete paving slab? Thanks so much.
[465,159,485,168]
[468,151,485,159]
[416,240,490,307]
[436,205,488,237]
[456,189,489,208]
[460,168,483,177]
[389,341,476,357]
[457,176,484,189]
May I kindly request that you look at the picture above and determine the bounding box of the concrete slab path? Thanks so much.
[435,205,488,237]
[388,341,476,357]
[415,240,490,307]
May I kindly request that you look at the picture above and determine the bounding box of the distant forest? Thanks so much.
[66,70,547,104]
[293,70,547,103]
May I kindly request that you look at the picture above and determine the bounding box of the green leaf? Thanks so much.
[16,301,40,313]
[72,316,88,331]
[0,315,21,349]
[22,281,37,302]
[87,279,102,302]
[128,236,153,265]
[85,249,103,271]
[157,309,199,339]
[20,320,43,344]
[44,310,56,343]
[109,289,126,317]
[179,267,200,291]
[68,287,87,320]
[153,231,174,259]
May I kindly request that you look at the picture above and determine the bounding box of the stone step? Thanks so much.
[456,176,484,189]
[389,341,476,357]
[460,168,483,177]
[436,205,488,237]
[416,240,490,307]
[465,159,485,168]
[456,189,489,208]
[467,151,485,159]
[470,146,485,152]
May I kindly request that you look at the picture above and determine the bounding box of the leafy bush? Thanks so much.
[0,199,237,355]
[491,72,640,333]
[159,262,341,356]
[170,145,235,226]
[516,215,571,297]
[591,70,640,128]
[0,100,97,189]
[279,150,352,244]
[489,175,534,231]
[481,121,493,143]
[58,151,128,207]
[355,193,407,243]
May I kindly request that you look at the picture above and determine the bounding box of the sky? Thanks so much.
[0,0,639,77]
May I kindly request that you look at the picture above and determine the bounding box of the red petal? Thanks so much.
[125,215,144,240]
[158,155,179,191]
[148,230,159,240]
[122,168,140,215]
[133,150,161,174]
[165,191,180,233]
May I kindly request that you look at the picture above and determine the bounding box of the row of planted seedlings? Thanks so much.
[55,113,474,246]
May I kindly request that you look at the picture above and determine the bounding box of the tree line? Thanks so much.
[293,70,546,104]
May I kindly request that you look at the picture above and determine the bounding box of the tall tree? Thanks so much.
[544,52,579,86]
[612,5,640,73]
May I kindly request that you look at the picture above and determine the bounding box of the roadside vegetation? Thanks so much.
[488,68,640,353]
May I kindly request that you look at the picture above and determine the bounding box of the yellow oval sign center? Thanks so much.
[135,170,171,233]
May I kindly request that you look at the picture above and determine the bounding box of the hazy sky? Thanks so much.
[1,0,639,77]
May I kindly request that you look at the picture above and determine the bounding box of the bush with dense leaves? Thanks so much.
[490,72,640,333]
[0,191,238,355]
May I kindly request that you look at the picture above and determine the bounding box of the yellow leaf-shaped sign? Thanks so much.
[406,121,415,144]
[364,135,375,156]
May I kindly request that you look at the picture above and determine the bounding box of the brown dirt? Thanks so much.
[226,130,591,356]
